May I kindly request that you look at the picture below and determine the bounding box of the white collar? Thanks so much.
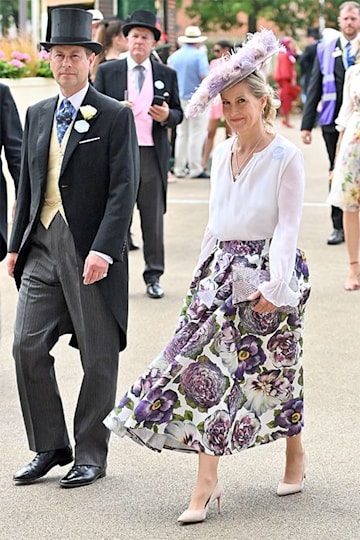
[57,83,89,112]
[340,34,359,49]
[127,56,151,71]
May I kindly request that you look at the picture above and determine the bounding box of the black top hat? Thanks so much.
[40,8,102,55]
[122,10,161,42]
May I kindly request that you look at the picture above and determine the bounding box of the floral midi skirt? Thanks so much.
[104,239,311,456]
[328,112,360,211]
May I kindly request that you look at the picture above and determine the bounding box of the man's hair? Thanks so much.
[339,1,360,14]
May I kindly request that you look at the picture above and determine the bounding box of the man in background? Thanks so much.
[95,10,183,300]
[168,26,210,179]
[89,8,104,40]
[299,27,320,103]
[0,83,22,262]
[301,1,360,245]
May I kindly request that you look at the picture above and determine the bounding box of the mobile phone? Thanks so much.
[152,95,166,106]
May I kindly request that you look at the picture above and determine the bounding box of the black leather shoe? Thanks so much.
[194,171,210,179]
[146,282,164,299]
[327,229,344,245]
[59,465,106,488]
[13,446,73,484]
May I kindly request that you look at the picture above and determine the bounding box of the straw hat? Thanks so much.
[178,26,207,44]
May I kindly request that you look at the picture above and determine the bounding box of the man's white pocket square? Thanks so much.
[79,137,101,145]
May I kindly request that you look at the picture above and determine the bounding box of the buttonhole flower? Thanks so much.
[75,105,97,133]
[79,105,97,120]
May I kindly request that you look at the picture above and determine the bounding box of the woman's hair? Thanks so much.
[91,18,124,81]
[243,71,279,132]
[215,40,232,51]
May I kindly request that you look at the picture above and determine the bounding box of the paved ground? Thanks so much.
[1,116,359,540]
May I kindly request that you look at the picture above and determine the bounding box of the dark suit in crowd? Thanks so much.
[0,83,22,261]
[300,0,360,246]
[301,36,346,241]
[94,10,183,299]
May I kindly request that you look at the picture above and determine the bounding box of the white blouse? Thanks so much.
[198,134,305,307]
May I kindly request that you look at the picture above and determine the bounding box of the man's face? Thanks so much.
[92,21,100,40]
[50,45,94,96]
[127,27,155,64]
[338,7,360,40]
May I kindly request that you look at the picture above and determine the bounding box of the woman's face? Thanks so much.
[221,80,266,134]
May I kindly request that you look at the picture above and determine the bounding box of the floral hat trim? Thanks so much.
[186,28,283,118]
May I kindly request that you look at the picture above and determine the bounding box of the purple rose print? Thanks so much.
[268,328,299,367]
[131,367,169,398]
[234,335,266,379]
[181,317,217,358]
[227,381,244,422]
[222,240,265,256]
[116,392,129,410]
[134,387,178,427]
[214,320,239,355]
[295,250,310,280]
[231,413,261,450]
[217,279,233,302]
[163,324,198,362]
[187,293,208,320]
[275,398,304,435]
[221,295,237,316]
[238,303,281,336]
[213,252,233,283]
[286,310,301,328]
[299,286,311,308]
[180,359,227,409]
[203,410,231,454]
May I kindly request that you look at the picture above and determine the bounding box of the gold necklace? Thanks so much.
[232,134,265,180]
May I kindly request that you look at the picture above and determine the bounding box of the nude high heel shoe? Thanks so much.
[277,452,309,496]
[177,481,223,524]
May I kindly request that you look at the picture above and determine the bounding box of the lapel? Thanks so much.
[60,86,100,175]
[334,38,346,78]
[37,97,57,186]
[110,59,128,100]
[151,60,166,95]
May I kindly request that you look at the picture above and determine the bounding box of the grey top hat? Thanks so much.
[122,10,161,42]
[40,8,102,55]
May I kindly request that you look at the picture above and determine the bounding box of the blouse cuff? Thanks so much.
[258,277,300,308]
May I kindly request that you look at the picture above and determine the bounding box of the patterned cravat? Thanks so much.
[55,98,75,143]
[345,41,354,68]
[134,65,145,92]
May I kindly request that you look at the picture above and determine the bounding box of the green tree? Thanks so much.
[185,0,345,35]
[0,0,19,35]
